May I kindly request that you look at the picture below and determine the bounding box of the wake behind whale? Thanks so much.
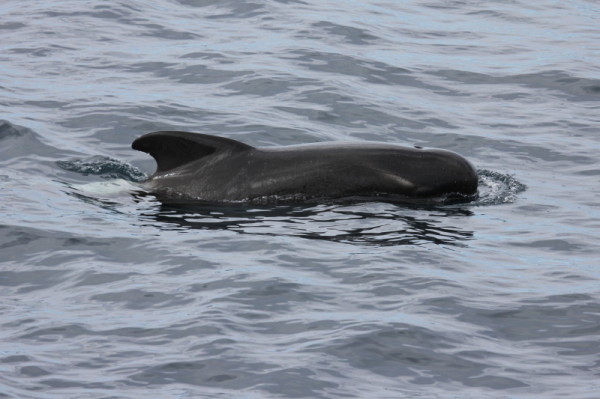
[131,131,478,205]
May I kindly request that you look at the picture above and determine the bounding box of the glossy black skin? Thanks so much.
[132,131,478,204]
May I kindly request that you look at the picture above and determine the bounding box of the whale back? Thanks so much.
[132,131,253,173]
[131,131,478,203]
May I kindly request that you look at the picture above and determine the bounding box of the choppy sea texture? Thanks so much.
[1,1,600,398]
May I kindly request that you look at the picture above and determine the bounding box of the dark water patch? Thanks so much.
[56,105,231,141]
[426,294,600,342]
[90,289,195,310]
[312,21,379,45]
[43,8,130,20]
[454,134,594,164]
[0,226,112,264]
[1,355,31,363]
[174,0,267,19]
[0,225,161,268]
[125,62,253,85]
[539,339,600,358]
[465,9,536,24]
[431,69,600,102]
[508,239,584,253]
[207,2,267,19]
[222,75,317,97]
[139,24,202,41]
[24,100,70,109]
[0,120,62,161]
[20,366,51,378]
[0,269,71,294]
[288,50,451,93]
[179,51,231,61]
[35,378,113,390]
[125,358,337,397]
[7,47,51,57]
[74,272,138,287]
[272,0,309,4]
[0,21,26,30]
[34,2,202,43]
[574,168,600,176]
[319,324,528,389]
[221,280,330,313]
[277,88,436,130]
[514,203,558,214]
[19,324,161,342]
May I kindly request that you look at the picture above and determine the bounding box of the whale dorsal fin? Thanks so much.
[132,131,253,173]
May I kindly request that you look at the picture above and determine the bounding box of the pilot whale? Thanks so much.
[132,131,478,204]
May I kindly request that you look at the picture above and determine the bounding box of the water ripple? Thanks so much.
[2,0,600,398]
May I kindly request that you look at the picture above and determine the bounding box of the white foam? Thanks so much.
[72,179,142,197]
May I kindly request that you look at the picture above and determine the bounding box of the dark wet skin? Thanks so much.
[133,131,478,204]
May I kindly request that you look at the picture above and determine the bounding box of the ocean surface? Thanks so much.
[1,1,599,398]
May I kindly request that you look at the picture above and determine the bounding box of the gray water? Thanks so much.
[1,1,600,398]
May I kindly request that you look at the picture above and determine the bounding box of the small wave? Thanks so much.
[0,119,29,140]
[142,202,474,247]
[474,169,526,206]
[57,156,147,182]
